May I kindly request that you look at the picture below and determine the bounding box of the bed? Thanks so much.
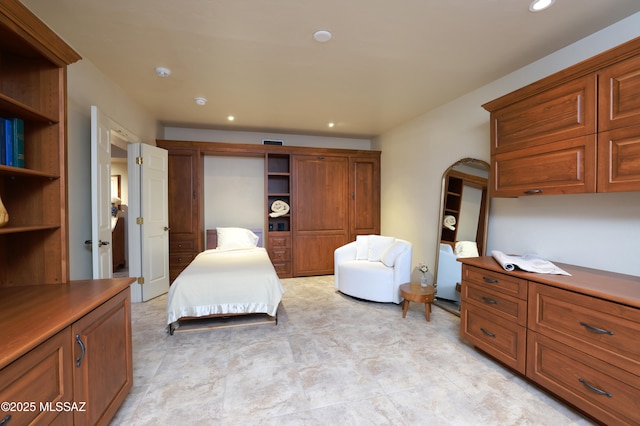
[166,227,285,334]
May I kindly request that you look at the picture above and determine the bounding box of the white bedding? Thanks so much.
[166,247,284,325]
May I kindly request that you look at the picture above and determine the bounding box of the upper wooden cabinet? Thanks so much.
[490,75,597,155]
[599,54,640,132]
[0,0,81,286]
[484,37,640,197]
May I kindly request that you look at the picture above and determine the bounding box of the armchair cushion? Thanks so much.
[381,241,408,267]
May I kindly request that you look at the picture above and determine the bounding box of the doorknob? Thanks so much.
[164,226,170,231]
[99,240,109,246]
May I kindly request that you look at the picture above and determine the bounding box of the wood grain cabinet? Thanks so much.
[0,280,134,426]
[292,154,350,276]
[72,288,133,425]
[484,37,640,196]
[163,148,202,283]
[0,328,74,425]
[156,140,381,278]
[0,0,81,286]
[459,257,640,425]
[460,265,528,373]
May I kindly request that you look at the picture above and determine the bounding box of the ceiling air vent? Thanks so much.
[262,139,284,146]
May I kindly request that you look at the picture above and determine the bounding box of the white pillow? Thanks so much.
[455,240,479,258]
[355,235,369,260]
[368,235,395,262]
[381,241,407,267]
[216,227,259,250]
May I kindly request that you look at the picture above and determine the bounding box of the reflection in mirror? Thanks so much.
[433,158,490,316]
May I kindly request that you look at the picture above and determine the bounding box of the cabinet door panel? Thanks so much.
[349,156,380,239]
[599,54,640,132]
[491,136,597,197]
[490,75,597,154]
[0,328,73,425]
[597,125,640,192]
[294,234,348,276]
[527,331,640,426]
[293,155,349,276]
[168,150,199,236]
[293,155,348,232]
[72,288,132,426]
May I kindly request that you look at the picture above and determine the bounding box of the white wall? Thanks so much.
[163,127,371,150]
[66,59,159,279]
[373,12,640,277]
[203,156,265,238]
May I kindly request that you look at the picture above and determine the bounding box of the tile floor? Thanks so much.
[110,275,595,425]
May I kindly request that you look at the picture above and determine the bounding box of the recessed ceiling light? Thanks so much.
[313,30,332,43]
[155,66,171,77]
[529,0,555,12]
[227,115,235,121]
[194,97,207,106]
[328,122,335,128]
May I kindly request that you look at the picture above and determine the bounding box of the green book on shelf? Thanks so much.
[12,118,24,168]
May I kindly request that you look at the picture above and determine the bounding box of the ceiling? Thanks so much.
[21,0,640,139]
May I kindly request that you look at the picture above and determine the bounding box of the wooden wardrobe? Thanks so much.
[156,140,381,280]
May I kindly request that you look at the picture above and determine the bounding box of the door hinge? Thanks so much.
[136,156,143,165]
[137,277,144,285]
[136,217,144,225]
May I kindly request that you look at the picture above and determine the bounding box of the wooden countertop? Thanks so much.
[0,278,135,370]
[458,257,640,309]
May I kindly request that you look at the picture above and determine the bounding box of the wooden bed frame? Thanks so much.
[169,228,276,334]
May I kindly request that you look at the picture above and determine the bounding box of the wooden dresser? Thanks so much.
[459,256,640,425]
[0,278,134,426]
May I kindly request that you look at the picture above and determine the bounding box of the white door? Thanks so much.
[128,143,169,301]
[90,106,113,278]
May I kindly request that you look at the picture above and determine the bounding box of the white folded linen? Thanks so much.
[269,199,290,217]
[491,250,571,275]
[443,215,456,230]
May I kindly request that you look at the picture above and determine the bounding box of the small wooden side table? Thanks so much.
[399,282,435,321]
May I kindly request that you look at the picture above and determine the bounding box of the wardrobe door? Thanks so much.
[292,155,349,276]
[349,155,380,240]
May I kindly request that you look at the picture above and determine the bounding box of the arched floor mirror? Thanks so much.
[433,158,490,316]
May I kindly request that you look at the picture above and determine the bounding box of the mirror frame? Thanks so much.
[433,157,490,315]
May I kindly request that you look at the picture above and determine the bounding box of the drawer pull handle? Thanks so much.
[579,378,612,398]
[75,334,86,367]
[482,277,498,283]
[1,415,11,426]
[524,189,543,194]
[480,327,496,338]
[481,297,498,305]
[579,322,614,336]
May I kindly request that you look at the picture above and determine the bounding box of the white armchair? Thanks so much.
[334,235,413,304]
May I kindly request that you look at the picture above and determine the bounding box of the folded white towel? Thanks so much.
[269,200,290,218]
[443,215,456,230]
[491,250,571,275]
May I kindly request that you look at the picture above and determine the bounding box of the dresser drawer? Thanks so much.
[268,248,291,263]
[461,302,526,373]
[528,331,640,426]
[529,282,640,375]
[272,261,291,278]
[170,252,196,268]
[268,234,291,248]
[463,265,528,299]
[462,281,527,326]
[170,239,195,252]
